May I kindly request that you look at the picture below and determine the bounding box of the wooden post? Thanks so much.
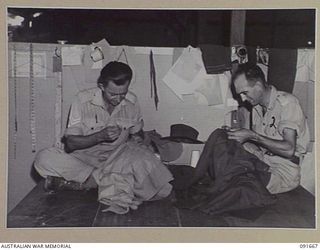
[230,10,246,46]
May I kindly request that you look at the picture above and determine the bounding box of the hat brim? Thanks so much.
[160,136,204,144]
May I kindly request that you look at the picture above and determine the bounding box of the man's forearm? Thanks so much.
[250,131,295,159]
[63,132,114,153]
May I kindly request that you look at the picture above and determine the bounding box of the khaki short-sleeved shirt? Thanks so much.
[252,85,310,193]
[63,88,144,167]
[252,85,310,156]
[65,87,143,136]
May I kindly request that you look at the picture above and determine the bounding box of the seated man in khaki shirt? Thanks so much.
[171,63,310,215]
[34,61,143,190]
[33,62,173,211]
[226,63,310,193]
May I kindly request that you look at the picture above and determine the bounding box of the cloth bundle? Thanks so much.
[172,129,277,216]
[93,141,173,214]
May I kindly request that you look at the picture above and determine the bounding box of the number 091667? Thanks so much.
[300,244,318,248]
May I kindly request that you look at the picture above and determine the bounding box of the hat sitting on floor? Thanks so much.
[161,124,204,144]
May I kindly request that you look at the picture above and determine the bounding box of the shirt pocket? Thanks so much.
[83,117,105,133]
[115,118,136,130]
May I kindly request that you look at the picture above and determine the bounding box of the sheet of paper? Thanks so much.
[219,72,231,102]
[164,46,233,106]
[296,49,315,82]
[163,46,206,100]
[82,39,114,83]
[94,38,113,63]
[61,46,83,66]
[92,60,103,69]
[163,69,196,99]
[172,47,184,65]
[171,48,202,83]
[12,51,47,77]
[194,75,223,106]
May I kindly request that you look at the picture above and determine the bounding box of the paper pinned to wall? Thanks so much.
[219,71,232,103]
[94,38,113,64]
[172,59,201,83]
[170,46,203,83]
[61,46,83,65]
[194,75,223,106]
[172,47,184,65]
[163,46,206,100]
[210,72,236,108]
[82,39,113,83]
[92,60,103,69]
[12,51,47,77]
[163,69,198,99]
[296,49,315,82]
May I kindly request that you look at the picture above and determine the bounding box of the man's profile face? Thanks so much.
[100,80,130,107]
[234,74,262,106]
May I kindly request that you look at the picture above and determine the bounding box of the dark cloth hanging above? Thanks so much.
[199,44,232,74]
[267,48,297,93]
[149,50,159,110]
[246,46,257,65]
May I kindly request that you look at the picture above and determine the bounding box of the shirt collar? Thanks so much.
[267,85,278,111]
[91,88,130,109]
[91,88,105,108]
[253,85,277,117]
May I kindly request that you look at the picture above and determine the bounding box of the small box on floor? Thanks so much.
[165,143,204,168]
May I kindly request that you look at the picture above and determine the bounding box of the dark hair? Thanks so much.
[232,63,267,87]
[98,61,133,87]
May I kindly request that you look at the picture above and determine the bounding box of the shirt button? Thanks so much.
[263,123,266,126]
[91,127,94,130]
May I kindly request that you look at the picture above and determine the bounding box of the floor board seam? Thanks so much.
[92,202,102,227]
[174,207,182,227]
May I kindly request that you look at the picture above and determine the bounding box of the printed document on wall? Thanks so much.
[163,46,206,100]
[194,74,223,106]
[61,46,83,66]
[11,51,47,78]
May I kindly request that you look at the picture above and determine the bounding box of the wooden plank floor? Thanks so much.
[7,181,315,228]
[7,182,99,228]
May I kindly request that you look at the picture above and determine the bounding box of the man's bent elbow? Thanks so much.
[283,146,295,159]
[61,136,75,153]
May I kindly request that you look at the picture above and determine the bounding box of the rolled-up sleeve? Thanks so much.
[64,97,83,136]
[278,97,306,137]
[129,100,144,134]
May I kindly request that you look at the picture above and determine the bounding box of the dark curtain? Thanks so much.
[267,48,297,93]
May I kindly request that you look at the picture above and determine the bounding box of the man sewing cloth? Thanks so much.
[173,63,310,214]
[193,63,310,194]
[227,63,310,194]
[34,61,173,214]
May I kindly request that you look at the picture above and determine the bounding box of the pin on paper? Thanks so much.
[90,46,104,62]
